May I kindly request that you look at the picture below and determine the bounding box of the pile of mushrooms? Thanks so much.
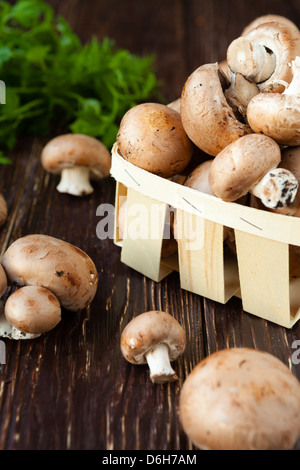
[0,234,98,339]
[114,13,300,268]
[117,14,300,450]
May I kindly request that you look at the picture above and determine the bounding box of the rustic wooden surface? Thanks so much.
[0,0,299,451]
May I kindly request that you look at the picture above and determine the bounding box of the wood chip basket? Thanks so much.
[111,143,300,328]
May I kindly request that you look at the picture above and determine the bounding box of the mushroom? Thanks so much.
[218,59,230,80]
[4,286,61,335]
[179,348,300,450]
[180,63,253,157]
[247,58,300,147]
[116,103,194,178]
[224,72,259,118]
[250,146,300,216]
[1,234,98,312]
[167,98,181,113]
[41,134,111,196]
[209,134,299,209]
[241,14,299,37]
[227,21,300,93]
[120,310,186,384]
[183,160,215,196]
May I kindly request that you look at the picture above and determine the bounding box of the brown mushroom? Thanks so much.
[1,234,98,312]
[180,63,252,157]
[116,103,194,178]
[120,310,186,384]
[227,21,300,93]
[41,134,111,196]
[209,134,299,209]
[184,160,215,196]
[4,286,61,335]
[179,348,300,450]
[247,58,300,147]
[183,160,246,249]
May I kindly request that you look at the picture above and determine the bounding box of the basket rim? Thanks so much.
[111,143,300,247]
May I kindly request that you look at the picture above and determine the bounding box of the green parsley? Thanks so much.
[0,0,161,160]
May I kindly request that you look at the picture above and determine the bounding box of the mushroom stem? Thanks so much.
[56,166,93,196]
[250,168,299,209]
[145,343,178,384]
[224,72,259,117]
[283,57,300,95]
[227,37,276,83]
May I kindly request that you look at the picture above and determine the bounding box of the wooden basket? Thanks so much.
[110,143,300,328]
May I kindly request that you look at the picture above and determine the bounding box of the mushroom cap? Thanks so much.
[120,310,186,365]
[209,134,281,201]
[247,93,300,146]
[242,22,300,93]
[116,103,194,178]
[184,160,215,196]
[179,348,300,450]
[1,234,98,312]
[241,14,299,37]
[41,134,111,179]
[180,63,252,157]
[5,286,61,335]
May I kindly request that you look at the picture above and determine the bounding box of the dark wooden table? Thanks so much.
[0,0,299,451]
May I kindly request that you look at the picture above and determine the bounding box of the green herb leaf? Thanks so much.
[0,0,161,162]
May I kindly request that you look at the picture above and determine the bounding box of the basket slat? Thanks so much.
[120,188,174,282]
[177,210,240,303]
[235,230,300,328]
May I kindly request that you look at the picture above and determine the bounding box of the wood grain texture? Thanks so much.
[0,0,299,450]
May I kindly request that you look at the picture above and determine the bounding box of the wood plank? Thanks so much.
[0,0,298,451]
